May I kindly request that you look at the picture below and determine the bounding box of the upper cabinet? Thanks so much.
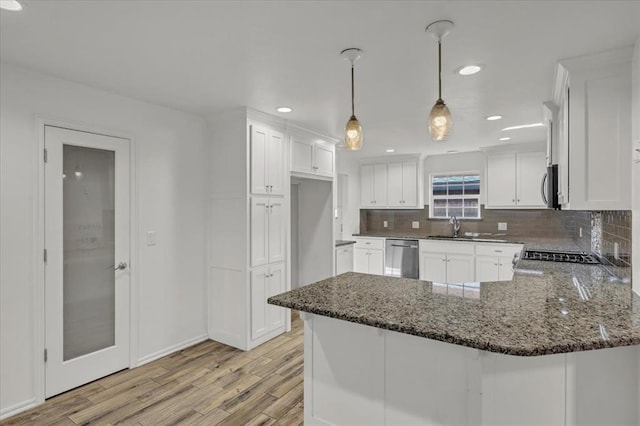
[553,47,632,210]
[486,151,546,209]
[360,156,424,209]
[290,127,336,179]
[250,124,284,195]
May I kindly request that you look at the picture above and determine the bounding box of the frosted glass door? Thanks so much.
[45,126,130,398]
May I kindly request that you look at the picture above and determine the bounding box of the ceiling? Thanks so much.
[1,1,639,158]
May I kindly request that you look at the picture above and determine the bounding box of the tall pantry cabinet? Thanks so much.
[208,109,289,350]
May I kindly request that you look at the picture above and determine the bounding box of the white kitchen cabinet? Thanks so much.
[353,237,384,275]
[554,47,632,210]
[387,160,418,207]
[250,124,284,195]
[290,131,335,178]
[475,243,523,282]
[335,244,354,275]
[486,151,546,209]
[360,164,387,208]
[250,263,285,340]
[360,156,423,209]
[250,197,285,267]
[419,240,475,283]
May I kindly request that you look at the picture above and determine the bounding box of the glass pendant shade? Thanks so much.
[345,115,364,150]
[428,99,452,141]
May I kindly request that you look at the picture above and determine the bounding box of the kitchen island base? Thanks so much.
[302,313,639,426]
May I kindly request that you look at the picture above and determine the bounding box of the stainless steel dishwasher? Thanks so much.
[384,239,419,279]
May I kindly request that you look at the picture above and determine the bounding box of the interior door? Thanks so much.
[44,125,130,398]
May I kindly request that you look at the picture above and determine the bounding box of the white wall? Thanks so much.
[424,151,487,204]
[336,152,361,237]
[0,63,208,416]
[632,37,640,297]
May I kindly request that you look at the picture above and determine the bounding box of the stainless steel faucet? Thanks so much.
[449,215,461,237]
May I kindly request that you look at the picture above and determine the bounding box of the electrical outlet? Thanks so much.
[383,220,388,228]
[614,242,619,260]
[498,222,507,231]
[412,221,419,229]
[146,231,157,246]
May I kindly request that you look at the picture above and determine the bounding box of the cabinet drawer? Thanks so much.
[336,245,354,255]
[354,237,385,250]
[419,240,475,255]
[475,243,522,257]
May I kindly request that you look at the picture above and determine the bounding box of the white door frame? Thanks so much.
[33,117,139,404]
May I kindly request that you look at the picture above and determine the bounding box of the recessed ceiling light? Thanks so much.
[385,149,395,153]
[486,115,502,121]
[0,0,22,11]
[501,122,544,131]
[456,64,484,76]
[276,106,292,113]
[498,137,511,141]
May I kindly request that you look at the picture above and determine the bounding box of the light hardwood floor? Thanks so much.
[3,312,303,426]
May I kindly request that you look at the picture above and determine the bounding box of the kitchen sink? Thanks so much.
[426,235,508,243]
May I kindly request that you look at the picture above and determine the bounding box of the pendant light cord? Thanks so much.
[438,39,442,101]
[351,64,355,116]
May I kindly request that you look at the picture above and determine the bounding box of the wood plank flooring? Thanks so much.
[3,312,303,426]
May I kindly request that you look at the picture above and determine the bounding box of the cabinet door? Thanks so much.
[250,267,269,340]
[267,264,285,331]
[360,165,376,207]
[498,256,514,281]
[314,143,335,177]
[250,125,269,195]
[268,198,285,264]
[446,254,475,283]
[420,252,446,282]
[354,248,369,273]
[387,162,404,207]
[336,246,354,275]
[516,152,546,207]
[250,198,269,267]
[291,138,314,174]
[402,161,418,207]
[373,164,388,206]
[475,256,499,282]
[267,130,285,195]
[368,249,384,276]
[487,154,516,207]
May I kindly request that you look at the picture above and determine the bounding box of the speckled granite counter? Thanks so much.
[269,262,640,356]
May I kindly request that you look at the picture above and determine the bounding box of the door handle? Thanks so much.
[541,173,548,205]
[114,262,128,271]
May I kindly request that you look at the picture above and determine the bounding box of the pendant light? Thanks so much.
[341,48,364,150]
[426,20,454,141]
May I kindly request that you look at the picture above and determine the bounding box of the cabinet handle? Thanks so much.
[494,250,502,253]
[512,199,515,203]
[494,263,498,266]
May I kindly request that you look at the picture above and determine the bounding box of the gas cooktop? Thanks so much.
[522,249,600,264]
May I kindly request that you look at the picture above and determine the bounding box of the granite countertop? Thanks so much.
[269,262,640,356]
[335,240,356,247]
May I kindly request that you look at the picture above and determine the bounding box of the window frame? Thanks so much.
[428,171,482,219]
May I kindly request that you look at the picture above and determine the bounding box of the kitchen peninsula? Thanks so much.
[269,257,640,425]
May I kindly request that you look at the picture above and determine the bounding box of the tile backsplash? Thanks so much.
[360,206,632,280]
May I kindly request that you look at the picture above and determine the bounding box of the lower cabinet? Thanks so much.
[475,244,523,282]
[335,244,354,275]
[419,241,475,283]
[353,237,384,275]
[250,263,285,341]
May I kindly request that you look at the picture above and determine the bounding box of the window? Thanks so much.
[429,172,481,219]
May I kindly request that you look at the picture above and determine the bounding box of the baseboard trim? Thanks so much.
[0,398,38,421]
[136,334,208,366]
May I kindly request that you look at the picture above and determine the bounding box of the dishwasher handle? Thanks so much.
[390,243,418,249]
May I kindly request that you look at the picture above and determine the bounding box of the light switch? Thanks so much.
[412,221,419,229]
[498,222,507,231]
[383,220,388,228]
[146,231,157,246]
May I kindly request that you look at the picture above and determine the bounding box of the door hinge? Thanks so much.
[44,249,48,264]
[44,349,48,363]
[44,148,48,163]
